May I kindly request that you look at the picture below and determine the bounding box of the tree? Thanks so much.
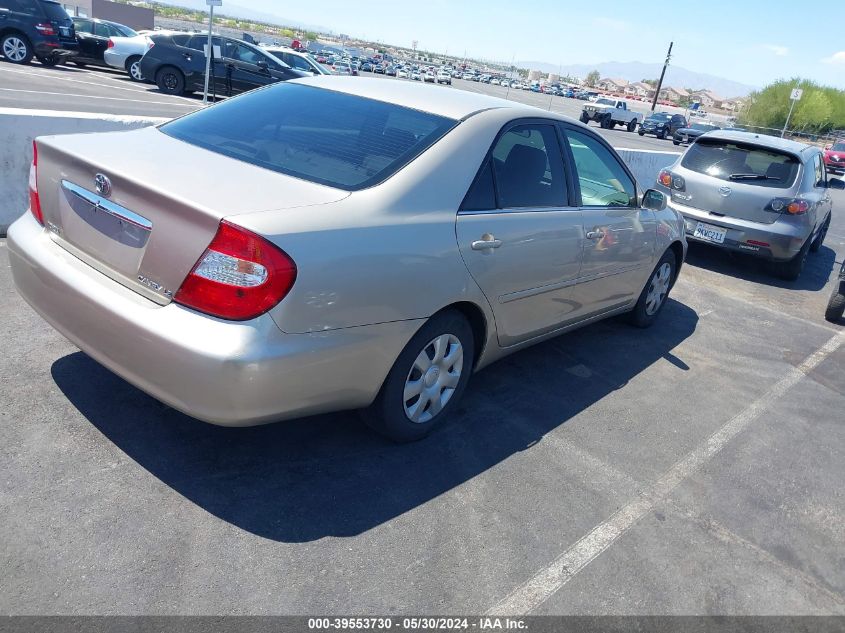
[585,70,600,87]
[739,78,845,134]
[305,31,318,41]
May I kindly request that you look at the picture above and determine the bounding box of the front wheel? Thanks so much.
[638,130,645,136]
[580,112,590,124]
[825,281,845,323]
[629,249,677,328]
[38,55,64,67]
[672,140,680,145]
[362,309,475,442]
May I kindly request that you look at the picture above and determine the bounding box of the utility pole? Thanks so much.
[650,41,673,113]
[202,0,221,105]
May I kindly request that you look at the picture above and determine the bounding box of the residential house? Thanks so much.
[691,90,725,109]
[658,86,689,103]
[596,78,629,92]
[721,97,748,112]
[624,82,654,98]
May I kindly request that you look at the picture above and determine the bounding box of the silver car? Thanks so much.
[103,30,157,81]
[8,77,685,442]
[657,131,833,280]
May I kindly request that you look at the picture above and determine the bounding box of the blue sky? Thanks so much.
[223,0,845,89]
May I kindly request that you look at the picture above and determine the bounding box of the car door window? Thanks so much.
[563,128,636,207]
[461,160,496,211]
[14,0,40,15]
[94,22,109,37]
[490,124,566,208]
[815,155,826,188]
[74,18,93,33]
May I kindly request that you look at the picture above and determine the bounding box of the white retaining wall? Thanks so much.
[0,108,167,234]
[0,109,681,235]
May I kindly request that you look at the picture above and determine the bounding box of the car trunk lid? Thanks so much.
[35,126,348,304]
[674,137,802,225]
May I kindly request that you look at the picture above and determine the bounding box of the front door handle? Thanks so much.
[586,230,606,239]
[471,235,502,250]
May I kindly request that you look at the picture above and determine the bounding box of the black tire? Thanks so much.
[771,237,811,281]
[673,139,680,145]
[362,309,475,442]
[580,112,590,124]
[628,249,677,328]
[627,119,637,132]
[38,55,64,67]
[155,66,185,95]
[1,32,33,64]
[825,282,845,323]
[125,55,144,82]
[72,60,87,67]
[638,130,645,136]
[809,214,830,253]
[657,130,666,140]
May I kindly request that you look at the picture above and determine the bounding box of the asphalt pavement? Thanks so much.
[0,60,681,151]
[0,58,844,617]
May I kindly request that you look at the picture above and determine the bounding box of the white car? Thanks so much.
[264,47,331,75]
[436,70,451,85]
[411,70,422,81]
[103,30,158,82]
[424,71,435,83]
[397,68,409,79]
[462,72,474,80]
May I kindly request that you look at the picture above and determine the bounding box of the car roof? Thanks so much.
[291,76,558,120]
[701,130,814,156]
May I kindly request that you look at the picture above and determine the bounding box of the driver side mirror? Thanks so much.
[642,188,667,211]
[257,59,269,71]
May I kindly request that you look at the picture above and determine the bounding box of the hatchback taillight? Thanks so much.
[174,220,297,321]
[768,198,810,215]
[29,141,44,226]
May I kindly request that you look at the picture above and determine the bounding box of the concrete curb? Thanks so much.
[0,108,168,236]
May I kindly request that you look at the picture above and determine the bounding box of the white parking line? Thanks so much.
[487,330,844,615]
[0,65,198,103]
[0,88,196,107]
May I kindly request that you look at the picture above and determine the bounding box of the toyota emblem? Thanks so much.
[94,173,112,198]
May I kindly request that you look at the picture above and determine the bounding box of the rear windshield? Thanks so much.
[681,138,800,188]
[161,83,456,191]
[39,0,69,20]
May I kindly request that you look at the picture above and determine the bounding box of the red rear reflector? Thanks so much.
[174,220,296,321]
[29,141,44,226]
[747,240,770,247]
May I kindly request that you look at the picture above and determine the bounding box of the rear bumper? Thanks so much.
[103,49,130,70]
[667,197,810,261]
[7,212,421,426]
[33,39,78,59]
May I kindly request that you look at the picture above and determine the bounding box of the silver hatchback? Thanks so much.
[656,131,833,280]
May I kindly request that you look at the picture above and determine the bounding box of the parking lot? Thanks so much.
[1,60,844,617]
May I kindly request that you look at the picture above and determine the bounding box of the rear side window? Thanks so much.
[461,160,496,211]
[38,0,69,20]
[11,0,41,14]
[161,83,457,191]
[681,139,800,188]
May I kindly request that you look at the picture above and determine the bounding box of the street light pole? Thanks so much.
[202,0,218,105]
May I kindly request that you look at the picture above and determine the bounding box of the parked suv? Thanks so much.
[656,131,832,280]
[639,112,687,139]
[0,0,77,65]
[139,33,306,96]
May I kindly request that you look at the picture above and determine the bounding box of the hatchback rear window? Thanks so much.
[681,138,800,188]
[161,83,456,190]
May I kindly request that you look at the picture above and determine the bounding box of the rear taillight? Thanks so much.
[768,198,810,215]
[29,141,44,226]
[107,38,114,49]
[658,169,672,188]
[174,220,297,321]
[34,22,55,35]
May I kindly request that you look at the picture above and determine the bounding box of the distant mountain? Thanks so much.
[155,0,330,33]
[517,60,756,98]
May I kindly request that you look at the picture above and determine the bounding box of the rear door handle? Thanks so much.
[471,237,502,250]
[586,230,606,239]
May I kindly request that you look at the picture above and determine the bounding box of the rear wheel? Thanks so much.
[125,55,143,82]
[810,215,830,253]
[825,282,845,323]
[156,66,185,95]
[1,33,32,64]
[72,60,87,67]
[629,249,677,328]
[772,237,810,281]
[627,119,637,132]
[672,139,680,145]
[38,55,64,66]
[362,309,475,442]
[638,130,645,136]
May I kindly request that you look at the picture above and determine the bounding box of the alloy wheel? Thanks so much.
[403,334,463,424]
[129,60,143,81]
[3,37,27,62]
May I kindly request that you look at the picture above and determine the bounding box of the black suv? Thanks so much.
[139,33,305,97]
[0,0,77,65]
[638,112,687,139]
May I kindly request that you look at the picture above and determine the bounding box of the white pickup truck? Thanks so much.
[580,98,642,132]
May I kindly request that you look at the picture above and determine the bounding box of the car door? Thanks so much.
[456,121,584,347]
[220,41,275,94]
[561,125,656,317]
[72,18,99,61]
[182,34,223,93]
